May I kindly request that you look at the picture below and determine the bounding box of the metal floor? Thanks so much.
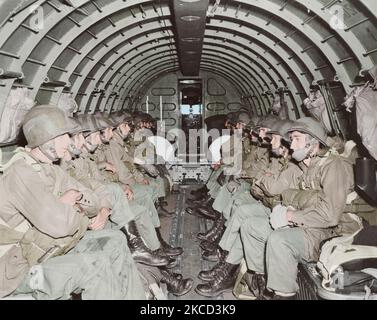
[160,184,236,300]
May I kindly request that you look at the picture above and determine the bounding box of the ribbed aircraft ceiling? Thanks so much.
[0,0,376,116]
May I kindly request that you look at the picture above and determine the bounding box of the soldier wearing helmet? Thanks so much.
[0,105,147,300]
[235,117,360,300]
[288,116,328,162]
[187,113,275,248]
[58,112,193,296]
[195,118,303,297]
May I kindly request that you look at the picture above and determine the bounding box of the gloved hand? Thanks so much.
[269,204,289,230]
[227,180,240,194]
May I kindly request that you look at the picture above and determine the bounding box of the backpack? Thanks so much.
[303,89,332,134]
[317,227,377,299]
[343,66,377,161]
[57,93,79,117]
[0,87,35,143]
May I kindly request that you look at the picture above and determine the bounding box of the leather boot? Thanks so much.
[121,222,169,267]
[191,193,211,204]
[159,197,169,207]
[190,185,209,196]
[195,262,240,297]
[202,247,228,263]
[185,205,218,221]
[244,271,270,299]
[194,196,214,208]
[155,227,183,257]
[198,256,227,282]
[189,188,210,201]
[199,217,225,251]
[160,268,194,296]
[198,261,226,282]
[156,199,175,217]
[152,247,178,269]
[158,266,182,280]
[197,214,225,241]
[200,241,219,253]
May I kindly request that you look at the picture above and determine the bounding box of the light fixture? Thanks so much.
[180,15,201,22]
[181,37,201,42]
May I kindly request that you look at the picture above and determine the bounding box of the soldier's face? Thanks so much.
[54,134,72,161]
[290,131,307,151]
[90,132,102,145]
[258,127,270,140]
[236,122,245,130]
[119,123,131,136]
[102,127,114,141]
[73,133,86,151]
[271,134,282,150]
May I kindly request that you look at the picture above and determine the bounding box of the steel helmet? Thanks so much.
[287,117,328,147]
[74,114,98,136]
[267,119,297,143]
[237,112,251,124]
[245,115,261,131]
[93,112,114,130]
[253,114,280,133]
[22,105,79,148]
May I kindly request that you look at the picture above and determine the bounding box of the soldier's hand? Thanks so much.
[105,162,116,173]
[89,208,111,230]
[211,162,221,170]
[59,189,83,206]
[123,184,134,201]
[140,178,150,185]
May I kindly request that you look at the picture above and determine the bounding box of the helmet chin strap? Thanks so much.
[305,137,319,159]
[84,140,98,153]
[67,143,82,157]
[39,140,59,162]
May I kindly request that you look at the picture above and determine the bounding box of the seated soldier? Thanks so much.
[195,119,302,297]
[240,117,362,300]
[61,114,171,267]
[188,112,240,204]
[128,112,174,216]
[0,105,145,300]
[61,113,193,296]
[105,113,183,257]
[196,115,278,259]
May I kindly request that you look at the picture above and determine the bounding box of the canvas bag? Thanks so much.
[343,66,377,161]
[0,87,35,143]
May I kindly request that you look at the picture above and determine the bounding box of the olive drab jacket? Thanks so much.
[60,154,113,210]
[92,144,120,183]
[253,156,303,209]
[106,132,143,185]
[281,152,362,261]
[241,144,269,183]
[0,150,91,297]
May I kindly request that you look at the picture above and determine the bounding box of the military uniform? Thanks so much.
[61,152,161,251]
[99,135,161,231]
[220,155,302,265]
[126,130,166,201]
[0,149,145,299]
[241,151,360,294]
[15,229,146,300]
[212,144,269,220]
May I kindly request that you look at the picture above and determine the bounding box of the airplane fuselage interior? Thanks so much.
[0,0,376,302]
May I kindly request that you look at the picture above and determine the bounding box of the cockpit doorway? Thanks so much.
[178,79,204,163]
